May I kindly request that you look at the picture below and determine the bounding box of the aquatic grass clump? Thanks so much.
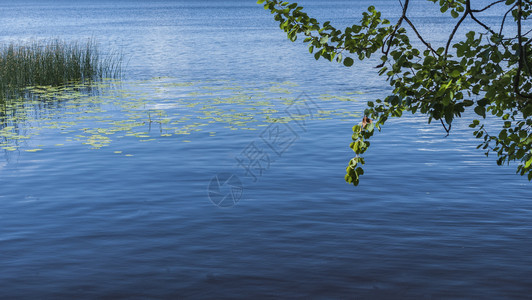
[0,39,121,94]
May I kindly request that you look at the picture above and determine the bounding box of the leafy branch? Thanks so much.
[259,0,532,184]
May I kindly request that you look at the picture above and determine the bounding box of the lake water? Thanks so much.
[1,0,531,298]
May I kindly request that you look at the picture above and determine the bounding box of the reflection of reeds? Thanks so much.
[0,81,110,155]
[0,39,121,97]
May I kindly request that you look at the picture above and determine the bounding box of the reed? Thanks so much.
[0,39,121,96]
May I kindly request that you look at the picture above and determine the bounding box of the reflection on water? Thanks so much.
[0,78,361,155]
[1,83,103,151]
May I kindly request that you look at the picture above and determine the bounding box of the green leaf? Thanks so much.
[525,157,532,169]
[451,10,459,18]
[356,167,364,176]
[474,106,486,118]
[499,130,507,140]
[449,69,461,78]
[343,57,354,67]
[462,100,474,106]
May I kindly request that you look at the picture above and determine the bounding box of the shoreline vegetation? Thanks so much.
[0,39,122,99]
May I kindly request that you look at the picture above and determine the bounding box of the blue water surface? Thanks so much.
[0,0,531,298]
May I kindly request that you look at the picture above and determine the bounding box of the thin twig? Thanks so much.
[472,0,505,12]
[440,119,452,136]
[403,16,438,55]
[499,4,518,36]
[470,13,496,35]
[445,11,470,57]
[378,0,410,66]
[514,0,532,100]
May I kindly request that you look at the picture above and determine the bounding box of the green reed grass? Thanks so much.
[0,39,121,95]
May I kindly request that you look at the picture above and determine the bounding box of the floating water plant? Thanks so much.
[0,39,121,96]
[0,78,362,153]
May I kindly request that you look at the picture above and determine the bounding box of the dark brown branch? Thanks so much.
[445,11,470,57]
[381,19,404,56]
[470,13,497,35]
[499,4,518,36]
[467,0,496,36]
[514,0,532,100]
[524,42,532,76]
[403,16,438,55]
[378,0,410,66]
[440,119,452,136]
[471,0,505,12]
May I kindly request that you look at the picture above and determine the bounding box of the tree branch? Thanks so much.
[470,13,497,35]
[467,0,496,36]
[440,119,452,136]
[514,0,532,100]
[379,0,410,65]
[499,3,518,36]
[472,0,505,12]
[403,16,438,55]
[445,11,470,57]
